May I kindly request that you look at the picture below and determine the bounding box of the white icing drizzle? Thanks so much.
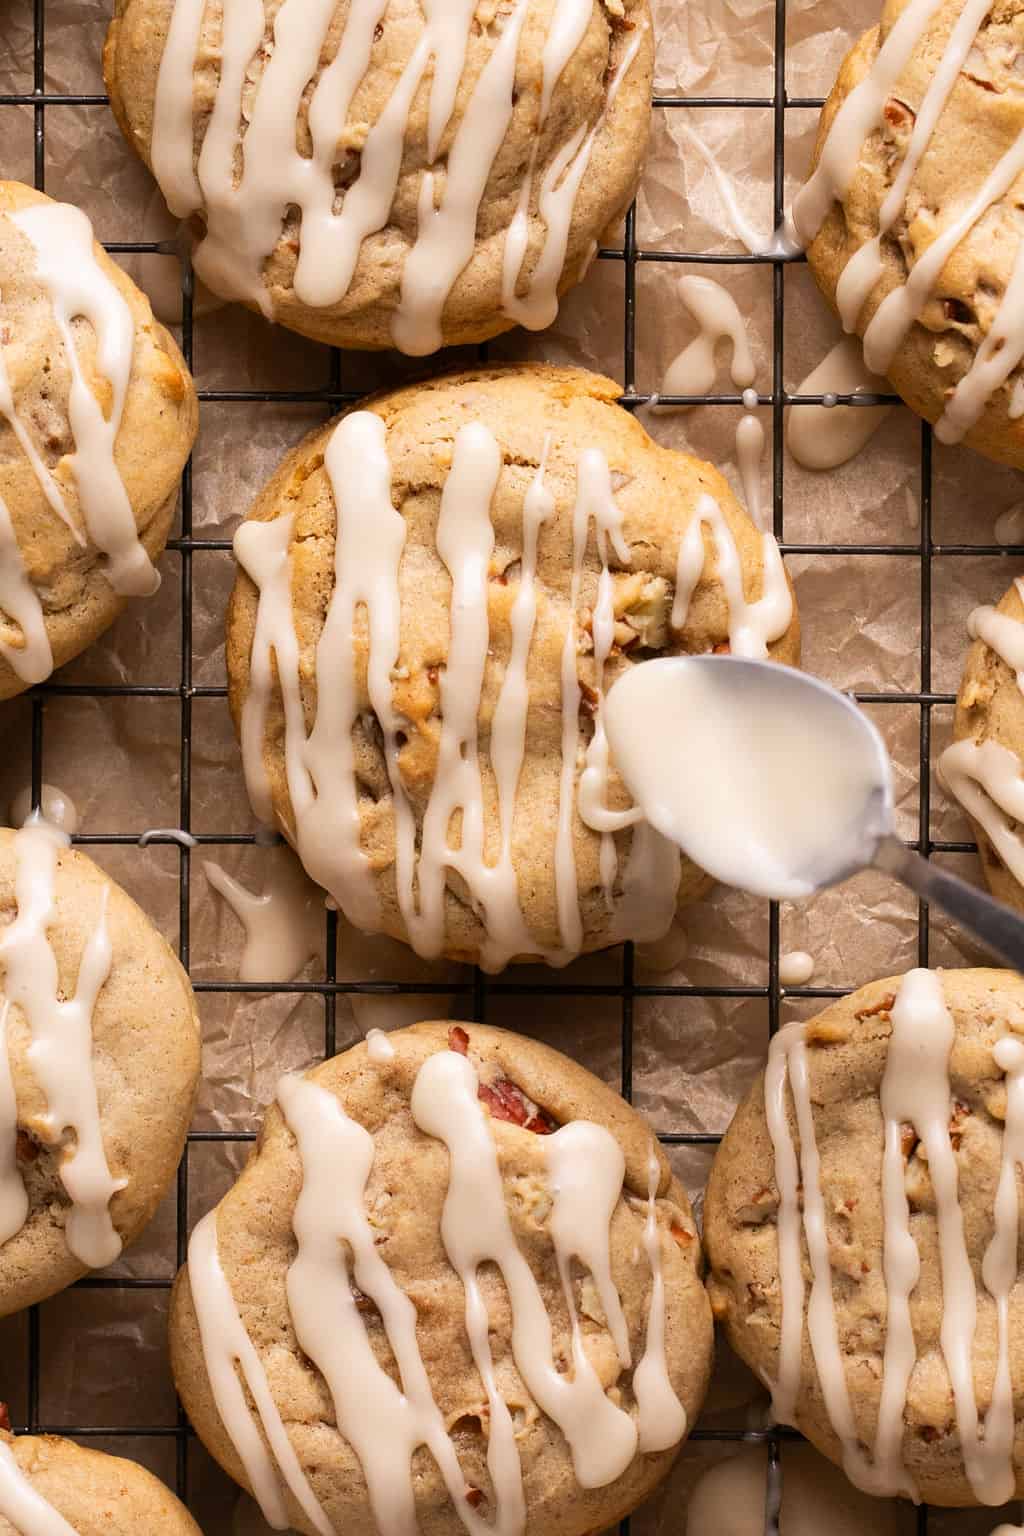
[833,0,992,332]
[139,827,198,848]
[661,276,755,400]
[204,854,322,983]
[560,451,642,938]
[0,1439,79,1536]
[940,737,1024,888]
[276,1072,504,1536]
[0,493,52,685]
[786,337,892,471]
[393,0,531,355]
[633,1151,687,1451]
[671,493,792,658]
[151,0,640,352]
[790,0,948,247]
[676,122,773,256]
[8,785,78,837]
[364,1028,395,1063]
[968,579,1024,688]
[766,969,1019,1505]
[234,513,303,828]
[863,130,1024,379]
[411,1049,641,1487]
[778,950,814,986]
[546,1119,632,1369]
[8,203,159,597]
[501,25,645,332]
[734,413,766,531]
[0,822,123,1268]
[0,1002,27,1245]
[984,1034,1024,1505]
[939,229,1024,443]
[187,1208,332,1535]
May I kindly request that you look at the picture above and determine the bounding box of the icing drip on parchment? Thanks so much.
[940,585,1024,887]
[151,0,645,353]
[0,1439,79,1536]
[187,1045,687,1533]
[0,201,158,684]
[786,337,892,472]
[204,852,322,983]
[0,821,124,1267]
[766,968,1018,1505]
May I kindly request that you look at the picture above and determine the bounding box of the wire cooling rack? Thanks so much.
[5,0,1003,1531]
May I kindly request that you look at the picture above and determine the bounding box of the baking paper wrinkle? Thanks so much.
[0,0,1018,1526]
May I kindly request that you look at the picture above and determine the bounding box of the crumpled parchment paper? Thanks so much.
[1,0,1021,1528]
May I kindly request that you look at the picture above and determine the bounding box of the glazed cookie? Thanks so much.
[103,0,652,355]
[0,821,201,1317]
[705,966,1024,1508]
[170,1021,713,1536]
[943,574,1024,910]
[225,363,800,970]
[797,0,1024,468]
[0,181,197,700]
[0,1426,201,1534]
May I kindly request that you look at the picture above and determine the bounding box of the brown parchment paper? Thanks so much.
[1,0,1023,1529]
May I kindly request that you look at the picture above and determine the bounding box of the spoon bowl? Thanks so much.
[605,654,1024,971]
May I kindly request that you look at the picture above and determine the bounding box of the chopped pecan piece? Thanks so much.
[478,1077,557,1134]
[448,1025,470,1055]
[465,1487,485,1508]
[855,992,897,1021]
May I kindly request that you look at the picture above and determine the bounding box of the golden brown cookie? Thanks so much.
[705,966,1024,1508]
[0,1428,201,1535]
[944,574,1024,910]
[170,1021,713,1536]
[0,823,201,1317]
[225,363,800,969]
[0,180,197,700]
[103,0,653,353]
[805,0,1024,468]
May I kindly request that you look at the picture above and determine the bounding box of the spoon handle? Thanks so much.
[874,834,1024,972]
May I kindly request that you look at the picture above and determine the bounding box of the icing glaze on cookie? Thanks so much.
[235,412,791,967]
[0,821,124,1266]
[0,1438,79,1536]
[766,967,1019,1505]
[151,0,645,353]
[187,1043,687,1533]
[941,584,1024,884]
[0,200,159,687]
[787,0,1024,438]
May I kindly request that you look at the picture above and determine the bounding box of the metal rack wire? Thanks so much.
[6,0,993,1531]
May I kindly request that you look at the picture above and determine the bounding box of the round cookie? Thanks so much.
[804,0,1024,469]
[0,822,201,1317]
[944,574,1024,910]
[0,1427,201,1535]
[705,966,1024,1508]
[103,0,653,354]
[0,181,198,700]
[170,1021,713,1536]
[225,363,800,969]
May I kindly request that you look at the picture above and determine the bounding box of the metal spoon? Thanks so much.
[604,654,1024,972]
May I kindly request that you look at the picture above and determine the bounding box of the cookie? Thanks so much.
[0,821,201,1317]
[0,1427,201,1535]
[170,1021,713,1536]
[103,0,653,354]
[801,0,1024,468]
[705,966,1024,1508]
[943,574,1024,910]
[0,181,198,700]
[225,363,800,969]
